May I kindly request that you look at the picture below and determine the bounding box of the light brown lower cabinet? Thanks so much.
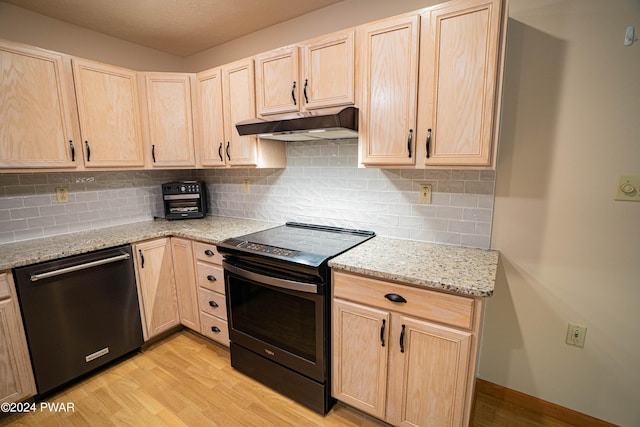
[0,272,36,404]
[171,238,201,332]
[133,238,180,341]
[332,271,482,427]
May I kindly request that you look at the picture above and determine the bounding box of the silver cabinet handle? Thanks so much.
[30,253,131,282]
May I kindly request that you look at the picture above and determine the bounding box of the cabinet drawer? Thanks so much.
[200,312,229,346]
[193,241,223,265]
[196,262,225,293]
[198,287,227,320]
[333,271,474,330]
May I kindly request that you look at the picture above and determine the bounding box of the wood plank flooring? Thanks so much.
[0,330,580,427]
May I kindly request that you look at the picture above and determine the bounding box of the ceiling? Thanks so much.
[0,0,344,57]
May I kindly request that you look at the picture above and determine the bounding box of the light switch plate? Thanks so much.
[614,176,640,201]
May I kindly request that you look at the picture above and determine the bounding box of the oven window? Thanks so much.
[228,277,317,362]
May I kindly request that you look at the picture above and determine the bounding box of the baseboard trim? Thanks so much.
[475,379,618,427]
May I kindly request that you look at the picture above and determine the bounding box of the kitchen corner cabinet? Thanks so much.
[357,14,420,166]
[139,72,197,168]
[0,272,36,404]
[254,29,355,117]
[170,238,201,332]
[194,67,227,167]
[133,238,180,341]
[221,59,286,168]
[332,271,481,427]
[417,0,505,167]
[72,58,146,168]
[0,41,78,169]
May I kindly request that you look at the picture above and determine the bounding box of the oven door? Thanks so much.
[223,259,326,382]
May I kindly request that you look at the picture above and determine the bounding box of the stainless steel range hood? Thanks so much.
[235,107,358,141]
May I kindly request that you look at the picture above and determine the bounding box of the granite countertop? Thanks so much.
[328,236,499,297]
[0,216,278,271]
[0,217,498,297]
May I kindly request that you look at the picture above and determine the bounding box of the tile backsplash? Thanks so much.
[0,140,495,248]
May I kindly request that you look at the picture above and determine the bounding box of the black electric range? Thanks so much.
[216,222,375,414]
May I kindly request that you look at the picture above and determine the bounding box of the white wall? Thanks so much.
[480,1,640,425]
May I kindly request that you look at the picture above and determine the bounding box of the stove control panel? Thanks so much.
[240,242,297,258]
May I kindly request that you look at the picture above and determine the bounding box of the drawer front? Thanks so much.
[198,287,227,320]
[196,262,225,293]
[333,271,474,330]
[200,312,229,346]
[193,241,223,265]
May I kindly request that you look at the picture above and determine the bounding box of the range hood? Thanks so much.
[235,107,358,142]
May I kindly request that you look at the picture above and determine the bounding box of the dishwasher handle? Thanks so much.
[29,253,131,282]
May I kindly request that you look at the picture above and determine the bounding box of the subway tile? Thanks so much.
[434,231,461,246]
[23,195,53,207]
[19,174,48,185]
[0,219,28,232]
[436,206,463,220]
[452,170,480,181]
[0,198,24,209]
[450,194,479,208]
[465,180,495,195]
[461,234,490,249]
[14,228,44,242]
[448,220,476,234]
[10,207,40,219]
[0,210,10,221]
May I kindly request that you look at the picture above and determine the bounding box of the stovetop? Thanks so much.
[216,222,375,269]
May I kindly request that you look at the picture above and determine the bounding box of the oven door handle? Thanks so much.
[223,261,318,294]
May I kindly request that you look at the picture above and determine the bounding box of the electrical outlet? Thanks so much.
[419,184,432,204]
[55,187,69,203]
[566,323,587,348]
[243,180,250,194]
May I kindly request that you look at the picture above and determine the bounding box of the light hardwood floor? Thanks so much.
[1,330,576,427]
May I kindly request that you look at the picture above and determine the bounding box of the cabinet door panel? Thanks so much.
[195,68,226,167]
[73,59,145,168]
[0,43,77,168]
[387,314,471,427]
[302,30,355,110]
[419,0,503,167]
[358,15,419,166]
[255,47,299,116]
[332,299,389,418]
[223,59,257,166]
[142,73,196,167]
[0,273,36,404]
[134,239,179,340]
[171,238,200,332]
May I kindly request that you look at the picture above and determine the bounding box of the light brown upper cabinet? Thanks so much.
[72,58,145,168]
[139,72,197,168]
[221,59,286,168]
[0,41,79,169]
[194,67,227,167]
[254,29,355,116]
[417,0,505,167]
[357,14,420,166]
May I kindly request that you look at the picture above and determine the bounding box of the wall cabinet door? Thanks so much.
[418,0,504,167]
[332,299,389,419]
[0,272,36,404]
[133,238,180,340]
[72,58,145,168]
[0,41,78,169]
[194,68,226,167]
[255,46,300,116]
[386,314,472,427]
[302,29,355,110]
[170,238,200,332]
[222,59,258,166]
[140,73,196,168]
[358,14,420,166]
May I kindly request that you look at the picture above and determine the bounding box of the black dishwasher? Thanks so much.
[14,244,144,397]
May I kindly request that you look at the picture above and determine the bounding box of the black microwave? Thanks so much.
[162,181,208,220]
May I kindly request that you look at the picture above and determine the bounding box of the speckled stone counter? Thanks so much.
[0,216,277,271]
[0,218,498,297]
[328,236,498,297]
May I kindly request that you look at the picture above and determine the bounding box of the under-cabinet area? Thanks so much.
[0,0,506,173]
[0,217,498,427]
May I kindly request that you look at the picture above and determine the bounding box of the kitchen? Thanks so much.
[0,0,638,426]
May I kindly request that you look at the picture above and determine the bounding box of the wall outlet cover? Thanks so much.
[55,187,69,203]
[419,184,432,204]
